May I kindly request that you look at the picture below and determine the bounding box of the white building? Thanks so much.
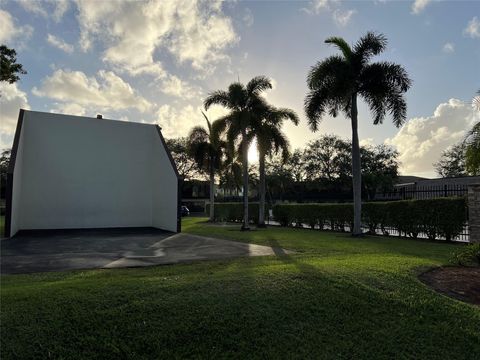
[5,110,181,237]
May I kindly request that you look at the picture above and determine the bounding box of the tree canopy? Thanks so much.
[1,45,27,84]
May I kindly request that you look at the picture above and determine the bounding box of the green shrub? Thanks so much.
[271,197,467,241]
[273,203,353,231]
[207,203,264,224]
[451,243,480,266]
[362,202,389,235]
[432,198,467,241]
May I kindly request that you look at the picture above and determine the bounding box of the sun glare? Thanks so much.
[248,139,259,163]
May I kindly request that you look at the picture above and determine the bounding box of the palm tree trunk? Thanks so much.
[241,130,250,230]
[258,150,266,227]
[351,93,362,236]
[209,165,215,222]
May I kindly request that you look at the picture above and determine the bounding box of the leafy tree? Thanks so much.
[187,113,226,221]
[265,155,293,202]
[464,121,480,175]
[219,153,242,196]
[253,106,299,226]
[165,137,203,180]
[0,149,11,199]
[304,32,411,235]
[434,143,467,178]
[204,76,272,230]
[288,149,307,182]
[303,135,350,183]
[303,135,399,197]
[361,144,399,199]
[1,45,26,84]
[265,150,306,202]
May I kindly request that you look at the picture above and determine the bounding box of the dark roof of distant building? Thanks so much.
[395,175,429,185]
[395,175,480,187]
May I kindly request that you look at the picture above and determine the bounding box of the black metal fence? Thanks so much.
[374,184,469,201]
[264,184,471,242]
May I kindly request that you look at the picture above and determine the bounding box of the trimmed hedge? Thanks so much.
[272,198,467,241]
[206,203,264,224]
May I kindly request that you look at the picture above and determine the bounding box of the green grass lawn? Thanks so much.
[1,218,479,359]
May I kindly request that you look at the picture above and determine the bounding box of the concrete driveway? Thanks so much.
[1,228,281,274]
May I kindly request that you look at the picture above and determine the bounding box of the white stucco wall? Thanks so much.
[151,128,179,232]
[9,110,178,235]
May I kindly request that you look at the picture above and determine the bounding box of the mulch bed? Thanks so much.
[419,266,480,306]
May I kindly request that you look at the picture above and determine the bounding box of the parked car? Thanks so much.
[181,205,190,217]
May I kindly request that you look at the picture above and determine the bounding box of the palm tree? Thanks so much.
[254,106,299,227]
[187,112,225,222]
[219,153,242,196]
[473,89,480,111]
[465,91,479,175]
[204,76,272,230]
[304,32,411,235]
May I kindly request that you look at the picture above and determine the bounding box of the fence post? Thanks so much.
[468,184,480,243]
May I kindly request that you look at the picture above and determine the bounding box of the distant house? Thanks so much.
[5,110,181,237]
[181,180,210,213]
[376,175,480,200]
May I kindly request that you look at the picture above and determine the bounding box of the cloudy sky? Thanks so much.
[1,0,479,177]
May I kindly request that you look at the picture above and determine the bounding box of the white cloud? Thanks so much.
[52,0,70,22]
[386,99,480,176]
[32,69,153,113]
[51,103,87,116]
[332,9,356,27]
[442,42,454,53]
[0,82,30,149]
[18,0,69,22]
[0,9,33,44]
[156,104,229,138]
[360,138,376,147]
[47,34,74,53]
[160,75,202,99]
[75,0,238,76]
[243,8,254,27]
[303,0,332,14]
[464,16,480,39]
[303,0,355,27]
[18,0,48,17]
[411,0,431,14]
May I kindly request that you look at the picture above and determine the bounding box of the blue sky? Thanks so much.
[1,0,479,177]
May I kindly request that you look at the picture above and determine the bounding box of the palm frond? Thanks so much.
[271,107,300,126]
[359,62,411,127]
[201,111,212,134]
[188,126,209,144]
[211,115,229,137]
[304,88,329,132]
[307,56,350,90]
[204,90,231,110]
[325,36,353,61]
[353,32,387,63]
[227,82,247,108]
[246,76,272,96]
[473,89,480,110]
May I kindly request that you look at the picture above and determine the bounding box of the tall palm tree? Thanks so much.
[465,90,479,174]
[473,89,480,111]
[304,32,411,235]
[187,112,225,222]
[465,121,480,175]
[253,107,299,227]
[204,76,272,230]
[219,153,242,196]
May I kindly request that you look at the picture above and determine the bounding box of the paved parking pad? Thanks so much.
[1,228,283,274]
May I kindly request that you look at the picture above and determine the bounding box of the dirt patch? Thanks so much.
[419,267,480,306]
